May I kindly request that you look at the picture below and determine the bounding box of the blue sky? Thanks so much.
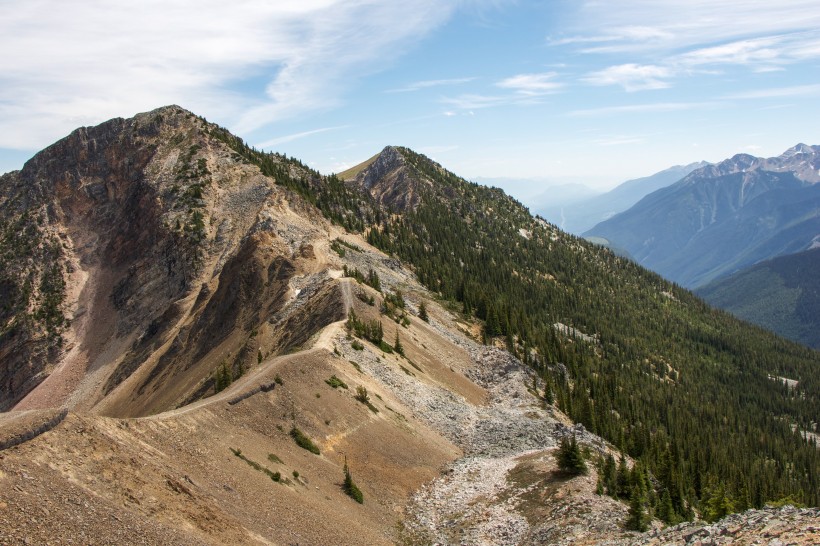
[2,1,820,198]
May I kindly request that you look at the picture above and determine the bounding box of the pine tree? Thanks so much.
[703,481,735,523]
[394,329,404,356]
[657,489,677,525]
[484,305,500,338]
[556,435,588,476]
[342,457,364,504]
[418,301,429,322]
[626,485,650,532]
[616,454,631,499]
[543,377,554,405]
[602,453,617,496]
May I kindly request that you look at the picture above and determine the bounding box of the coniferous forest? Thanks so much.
[208,124,819,521]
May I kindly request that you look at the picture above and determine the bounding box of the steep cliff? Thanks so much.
[0,106,342,415]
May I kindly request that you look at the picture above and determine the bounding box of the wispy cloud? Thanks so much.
[440,72,563,111]
[440,94,508,110]
[256,126,347,149]
[386,77,475,93]
[550,25,674,52]
[567,102,715,118]
[496,72,564,95]
[556,1,820,89]
[583,64,672,92]
[725,84,820,100]
[677,36,785,67]
[0,0,485,150]
[558,1,820,54]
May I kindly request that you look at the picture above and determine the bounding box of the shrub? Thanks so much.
[290,427,320,455]
[325,375,348,389]
[355,386,379,413]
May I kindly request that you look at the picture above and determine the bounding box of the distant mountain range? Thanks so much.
[585,144,820,288]
[697,246,820,349]
[537,162,708,234]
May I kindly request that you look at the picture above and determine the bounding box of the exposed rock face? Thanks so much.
[0,106,338,415]
[630,505,820,545]
[343,145,430,211]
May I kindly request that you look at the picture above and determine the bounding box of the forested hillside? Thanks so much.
[355,147,819,521]
[165,126,820,520]
[698,247,820,349]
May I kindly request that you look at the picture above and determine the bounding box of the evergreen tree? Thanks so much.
[703,481,735,523]
[418,301,429,322]
[626,486,650,532]
[543,377,554,405]
[616,454,631,499]
[484,305,500,338]
[342,457,363,504]
[394,329,404,356]
[657,489,677,525]
[556,435,588,476]
[602,453,617,496]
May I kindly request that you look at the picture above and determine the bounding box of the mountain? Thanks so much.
[697,246,820,349]
[537,162,707,234]
[585,145,820,288]
[0,106,355,416]
[1,107,819,542]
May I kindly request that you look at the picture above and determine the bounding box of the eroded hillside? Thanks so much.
[0,106,347,416]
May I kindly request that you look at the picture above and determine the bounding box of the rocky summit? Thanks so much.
[0,107,818,544]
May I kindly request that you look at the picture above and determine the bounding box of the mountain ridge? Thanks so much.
[585,144,820,288]
[0,106,818,543]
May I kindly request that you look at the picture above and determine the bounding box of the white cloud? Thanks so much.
[496,73,563,95]
[725,84,820,100]
[0,0,480,150]
[677,36,785,67]
[440,94,508,110]
[563,1,820,53]
[256,126,347,149]
[386,77,476,93]
[567,102,716,118]
[557,1,820,86]
[440,73,563,111]
[583,64,672,91]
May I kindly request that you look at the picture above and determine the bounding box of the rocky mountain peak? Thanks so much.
[0,105,333,414]
[784,142,814,157]
[341,144,429,211]
[762,143,820,183]
[680,143,820,186]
